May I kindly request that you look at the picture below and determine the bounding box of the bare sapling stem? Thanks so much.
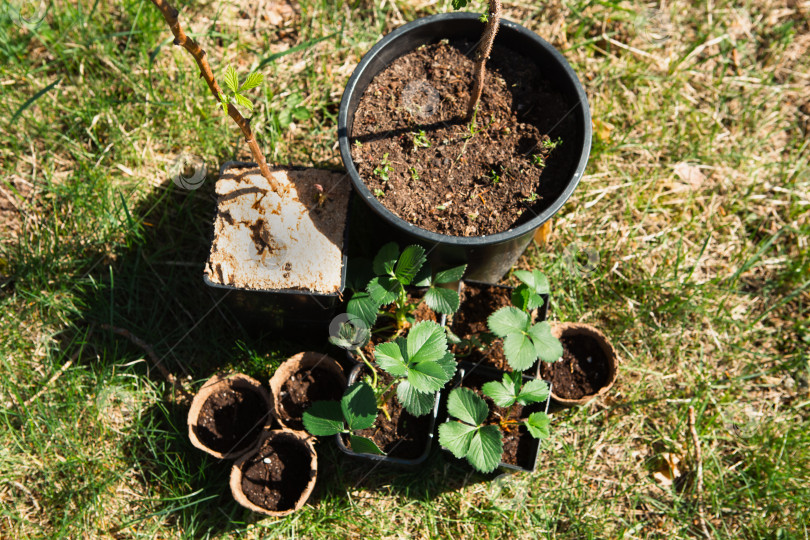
[466,0,502,121]
[148,0,282,193]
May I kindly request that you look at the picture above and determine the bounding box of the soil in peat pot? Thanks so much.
[450,283,513,371]
[358,290,439,359]
[193,387,267,454]
[350,39,579,236]
[240,437,313,512]
[279,367,345,431]
[540,334,610,399]
[348,372,433,458]
[458,371,540,468]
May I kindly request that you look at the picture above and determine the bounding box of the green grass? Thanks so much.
[1,0,808,537]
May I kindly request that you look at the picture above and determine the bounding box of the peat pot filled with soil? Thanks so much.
[338,13,591,282]
[335,364,441,467]
[449,280,548,372]
[540,323,618,406]
[203,162,352,334]
[187,373,273,459]
[230,429,318,517]
[268,352,347,431]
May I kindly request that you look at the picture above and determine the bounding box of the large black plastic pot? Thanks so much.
[203,161,350,334]
[338,13,591,283]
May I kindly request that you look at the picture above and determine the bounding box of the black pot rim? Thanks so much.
[338,12,592,247]
[203,160,350,297]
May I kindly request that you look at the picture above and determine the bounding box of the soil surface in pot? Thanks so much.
[240,436,313,512]
[450,283,512,371]
[457,370,542,469]
[193,386,267,454]
[350,39,578,236]
[358,290,438,359]
[540,334,610,399]
[348,371,433,459]
[205,167,350,293]
[279,366,345,430]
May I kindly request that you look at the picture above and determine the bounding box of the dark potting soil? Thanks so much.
[279,367,345,431]
[450,283,513,371]
[240,436,313,512]
[193,386,267,454]
[458,370,542,469]
[350,39,579,237]
[349,372,433,459]
[540,334,610,399]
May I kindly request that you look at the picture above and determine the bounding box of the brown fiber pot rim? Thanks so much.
[229,429,318,517]
[268,352,347,429]
[187,373,273,459]
[548,322,618,405]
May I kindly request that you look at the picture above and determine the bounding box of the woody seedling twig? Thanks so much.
[452,0,503,121]
[148,0,282,193]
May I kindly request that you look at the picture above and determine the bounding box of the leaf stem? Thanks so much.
[355,348,378,389]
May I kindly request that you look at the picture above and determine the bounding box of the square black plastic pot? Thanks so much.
[203,161,350,335]
[440,361,552,473]
[449,280,550,375]
[338,13,592,283]
[334,364,441,467]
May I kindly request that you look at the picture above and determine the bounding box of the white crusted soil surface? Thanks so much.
[205,167,350,294]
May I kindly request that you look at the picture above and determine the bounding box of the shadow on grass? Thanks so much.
[50,173,515,535]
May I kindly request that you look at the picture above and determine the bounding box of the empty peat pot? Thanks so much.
[541,323,618,405]
[268,352,347,430]
[230,429,318,517]
[187,373,273,459]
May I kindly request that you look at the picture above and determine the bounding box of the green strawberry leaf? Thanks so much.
[328,318,370,350]
[397,380,436,417]
[406,320,447,364]
[349,435,385,455]
[367,276,399,305]
[451,0,469,9]
[528,321,563,363]
[394,245,426,284]
[466,425,502,473]
[435,351,457,380]
[482,372,521,408]
[513,269,550,295]
[374,340,408,377]
[438,421,476,458]
[503,331,537,371]
[373,242,399,275]
[511,284,532,311]
[302,400,344,436]
[517,379,550,406]
[407,361,449,393]
[341,382,377,431]
[424,286,460,314]
[487,307,530,337]
[434,264,467,284]
[446,387,488,426]
[346,291,380,330]
[525,411,551,440]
